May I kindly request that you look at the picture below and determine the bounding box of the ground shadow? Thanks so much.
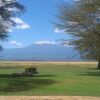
[0,74,55,78]
[34,74,55,77]
[78,70,100,77]
[0,73,56,93]
[87,67,98,70]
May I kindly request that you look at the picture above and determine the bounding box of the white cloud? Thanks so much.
[10,40,22,46]
[7,8,17,12]
[62,41,70,45]
[62,41,73,47]
[54,28,61,33]
[10,41,17,44]
[7,28,13,32]
[54,28,64,33]
[65,0,80,2]
[16,24,30,29]
[73,0,80,1]
[67,21,78,25]
[16,43,22,46]
[34,41,56,45]
[12,17,31,29]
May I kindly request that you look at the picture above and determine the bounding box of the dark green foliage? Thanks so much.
[0,0,25,48]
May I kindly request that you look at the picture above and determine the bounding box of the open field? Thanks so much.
[0,61,97,64]
[0,61,99,96]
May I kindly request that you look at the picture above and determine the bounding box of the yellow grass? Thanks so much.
[0,61,98,64]
[0,61,97,68]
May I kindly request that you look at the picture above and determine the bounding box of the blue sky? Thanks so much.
[2,0,73,48]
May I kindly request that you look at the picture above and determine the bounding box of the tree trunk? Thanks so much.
[98,61,100,70]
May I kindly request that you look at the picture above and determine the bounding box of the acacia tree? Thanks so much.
[0,0,25,48]
[57,0,100,69]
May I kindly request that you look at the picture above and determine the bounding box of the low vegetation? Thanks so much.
[0,62,99,96]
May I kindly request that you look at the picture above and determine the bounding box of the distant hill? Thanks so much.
[0,44,83,61]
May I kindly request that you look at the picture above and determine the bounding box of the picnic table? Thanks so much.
[12,68,38,76]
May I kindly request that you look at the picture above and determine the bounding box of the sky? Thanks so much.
[1,0,74,48]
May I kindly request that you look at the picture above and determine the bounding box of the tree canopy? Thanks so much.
[0,0,25,48]
[57,0,100,69]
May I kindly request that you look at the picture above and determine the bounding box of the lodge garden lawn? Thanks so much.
[0,61,99,96]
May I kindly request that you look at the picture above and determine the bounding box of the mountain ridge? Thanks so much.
[0,44,83,61]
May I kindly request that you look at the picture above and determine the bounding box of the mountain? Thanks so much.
[0,44,83,61]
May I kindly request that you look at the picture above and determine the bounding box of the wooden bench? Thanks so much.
[12,68,38,76]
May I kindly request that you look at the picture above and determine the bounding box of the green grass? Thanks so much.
[0,62,99,96]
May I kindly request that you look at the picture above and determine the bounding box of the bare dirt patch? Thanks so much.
[0,96,100,100]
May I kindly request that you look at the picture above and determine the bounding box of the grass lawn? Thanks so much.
[0,62,99,96]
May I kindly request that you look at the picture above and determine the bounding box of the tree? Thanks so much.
[0,0,25,49]
[56,0,100,69]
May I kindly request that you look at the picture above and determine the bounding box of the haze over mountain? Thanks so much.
[0,44,83,61]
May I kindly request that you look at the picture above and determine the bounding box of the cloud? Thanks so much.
[33,40,73,47]
[7,28,13,32]
[16,43,22,46]
[10,41,17,44]
[73,0,80,1]
[54,28,64,33]
[16,24,30,29]
[12,17,31,29]
[34,41,56,45]
[65,0,80,1]
[10,40,22,46]
[67,21,78,25]
[65,0,80,2]
[54,28,61,33]
[7,8,17,12]
[62,41,70,46]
